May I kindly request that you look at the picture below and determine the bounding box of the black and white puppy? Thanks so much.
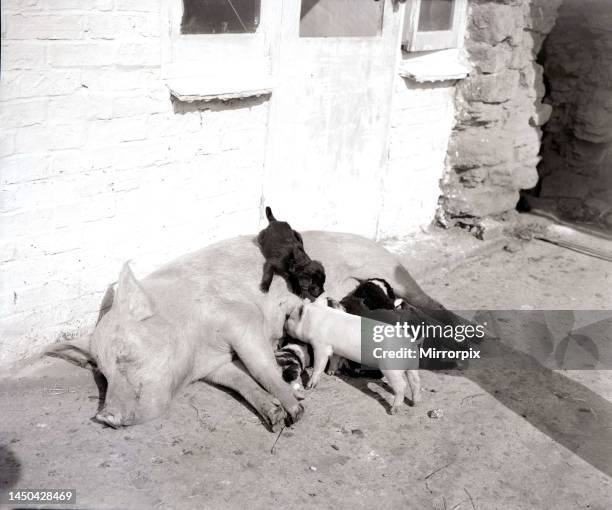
[341,279,465,371]
[342,278,405,312]
[331,278,408,376]
[257,206,326,301]
[275,338,311,392]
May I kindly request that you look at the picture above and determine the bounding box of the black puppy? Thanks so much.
[257,207,326,300]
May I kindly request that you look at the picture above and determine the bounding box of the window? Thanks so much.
[299,0,384,38]
[181,0,261,34]
[162,0,276,99]
[403,0,467,52]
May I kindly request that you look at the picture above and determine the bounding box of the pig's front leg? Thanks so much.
[231,316,304,425]
[207,359,287,431]
[307,344,333,389]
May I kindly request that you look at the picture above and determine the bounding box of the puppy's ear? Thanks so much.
[327,298,344,310]
[292,230,304,245]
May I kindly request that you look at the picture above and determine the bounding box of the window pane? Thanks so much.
[181,0,261,34]
[418,0,454,32]
[300,0,384,37]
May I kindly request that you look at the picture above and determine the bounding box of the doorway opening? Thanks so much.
[521,0,612,233]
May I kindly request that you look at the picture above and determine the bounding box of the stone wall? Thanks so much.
[440,0,562,228]
[537,0,612,227]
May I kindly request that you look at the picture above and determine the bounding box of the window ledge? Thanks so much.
[398,49,470,83]
[166,75,274,102]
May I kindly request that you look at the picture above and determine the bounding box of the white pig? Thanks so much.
[48,232,461,430]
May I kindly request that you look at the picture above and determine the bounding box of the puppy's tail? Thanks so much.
[265,206,277,223]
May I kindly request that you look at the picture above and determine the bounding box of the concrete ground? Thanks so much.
[1,231,611,510]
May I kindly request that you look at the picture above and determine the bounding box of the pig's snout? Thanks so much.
[96,408,130,428]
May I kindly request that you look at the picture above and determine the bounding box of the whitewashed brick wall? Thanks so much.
[379,77,456,238]
[0,1,457,369]
[0,0,268,368]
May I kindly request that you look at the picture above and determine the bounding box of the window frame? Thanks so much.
[402,0,468,52]
[161,0,277,85]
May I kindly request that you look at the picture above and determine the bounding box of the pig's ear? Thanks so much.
[46,335,96,369]
[116,262,154,321]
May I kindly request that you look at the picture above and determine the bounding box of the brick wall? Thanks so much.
[0,0,269,368]
[379,77,456,238]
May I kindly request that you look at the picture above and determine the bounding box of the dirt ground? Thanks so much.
[1,234,611,510]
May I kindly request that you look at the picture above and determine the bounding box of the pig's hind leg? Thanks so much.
[207,359,287,431]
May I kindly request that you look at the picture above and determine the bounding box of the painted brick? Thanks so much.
[2,0,44,12]
[86,117,148,146]
[80,67,160,91]
[116,42,160,67]
[0,98,47,128]
[5,14,84,40]
[115,0,158,12]
[43,0,96,9]
[0,42,47,70]
[14,123,88,153]
[0,69,82,100]
[96,0,115,11]
[0,130,16,158]
[112,94,167,117]
[0,155,49,185]
[85,13,160,39]
[48,42,117,67]
[47,93,115,122]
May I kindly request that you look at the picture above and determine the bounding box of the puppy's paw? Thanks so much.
[306,378,319,390]
[291,382,307,401]
[259,283,270,293]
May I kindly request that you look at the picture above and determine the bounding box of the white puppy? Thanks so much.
[285,297,421,414]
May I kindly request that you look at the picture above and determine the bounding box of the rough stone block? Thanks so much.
[449,128,513,169]
[529,103,553,127]
[469,4,523,46]
[445,185,520,218]
[462,70,519,104]
[466,42,513,74]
